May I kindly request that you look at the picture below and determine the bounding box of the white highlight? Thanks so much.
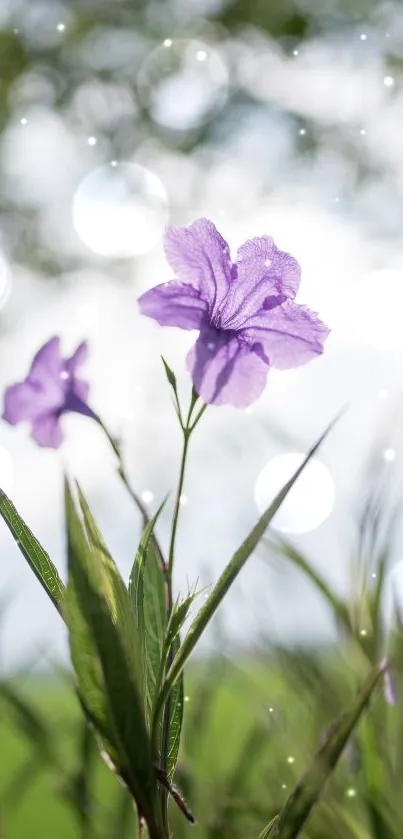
[141,490,154,504]
[137,39,228,131]
[254,453,335,534]
[72,162,168,258]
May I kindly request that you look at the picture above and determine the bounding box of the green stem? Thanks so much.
[159,397,206,834]
[168,430,190,577]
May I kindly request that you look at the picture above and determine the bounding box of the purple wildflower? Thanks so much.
[138,219,329,407]
[3,336,95,448]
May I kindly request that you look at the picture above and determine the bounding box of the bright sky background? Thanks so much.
[1,0,403,670]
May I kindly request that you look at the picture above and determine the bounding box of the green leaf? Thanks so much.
[153,414,341,731]
[129,503,167,729]
[161,356,178,394]
[64,481,162,839]
[0,490,65,613]
[165,637,183,781]
[259,664,385,839]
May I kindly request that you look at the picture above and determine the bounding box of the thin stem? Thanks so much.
[159,396,206,833]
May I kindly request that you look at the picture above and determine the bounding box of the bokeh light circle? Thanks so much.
[345,270,403,351]
[72,162,168,258]
[0,446,14,494]
[137,39,229,132]
[254,453,335,534]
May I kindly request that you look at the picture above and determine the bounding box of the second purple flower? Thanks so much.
[138,218,329,408]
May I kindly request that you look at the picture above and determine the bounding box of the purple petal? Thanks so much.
[31,413,64,448]
[164,219,232,314]
[29,336,63,387]
[187,327,269,407]
[241,300,330,369]
[218,237,300,328]
[139,280,208,329]
[65,341,88,376]
[3,380,62,424]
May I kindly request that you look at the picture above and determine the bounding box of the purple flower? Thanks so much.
[138,219,329,407]
[2,336,95,448]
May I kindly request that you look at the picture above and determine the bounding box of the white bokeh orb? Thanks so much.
[345,270,403,351]
[254,453,335,534]
[72,162,168,258]
[137,39,229,132]
[0,446,15,494]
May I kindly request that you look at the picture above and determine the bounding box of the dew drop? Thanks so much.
[281,783,287,790]
[60,370,69,380]
[57,22,65,31]
[298,128,306,136]
[384,75,395,87]
[179,494,188,506]
[88,136,97,146]
[268,707,274,713]
[346,787,357,798]
[196,50,207,61]
[371,572,377,579]
[359,629,367,637]
[360,33,367,41]
[293,49,299,56]
[163,39,172,47]
[287,756,295,764]
[264,258,272,267]
[360,128,366,136]
[20,118,28,126]
[111,160,118,167]
[383,448,396,463]
[184,695,190,703]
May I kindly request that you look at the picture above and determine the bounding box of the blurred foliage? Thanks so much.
[0,0,390,278]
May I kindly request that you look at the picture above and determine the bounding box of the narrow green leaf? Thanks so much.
[0,490,65,612]
[161,356,178,394]
[65,481,162,838]
[153,414,341,730]
[165,637,183,781]
[129,503,167,729]
[260,664,385,839]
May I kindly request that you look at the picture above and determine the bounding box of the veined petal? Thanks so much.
[186,326,269,408]
[164,219,233,314]
[138,280,208,330]
[241,299,330,369]
[31,413,64,448]
[28,336,63,387]
[3,380,63,424]
[220,237,301,327]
